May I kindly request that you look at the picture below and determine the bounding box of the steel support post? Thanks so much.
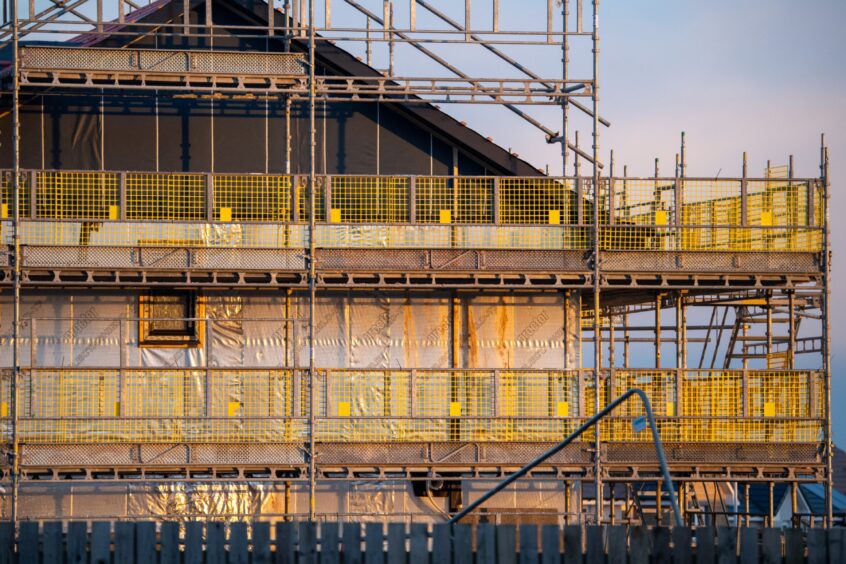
[307,0,317,521]
[822,140,832,526]
[591,0,602,526]
[562,0,569,174]
[10,0,21,531]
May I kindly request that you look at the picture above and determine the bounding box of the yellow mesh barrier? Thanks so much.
[213,175,291,221]
[126,173,205,220]
[328,176,408,223]
[0,171,31,218]
[4,171,826,252]
[12,368,822,444]
[35,171,118,219]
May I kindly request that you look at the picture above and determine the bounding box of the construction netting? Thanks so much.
[0,171,825,252]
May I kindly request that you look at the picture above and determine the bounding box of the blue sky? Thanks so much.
[330,0,846,437]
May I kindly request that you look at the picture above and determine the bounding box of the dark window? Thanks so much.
[139,291,202,347]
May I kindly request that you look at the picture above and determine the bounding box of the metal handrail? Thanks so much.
[447,387,684,527]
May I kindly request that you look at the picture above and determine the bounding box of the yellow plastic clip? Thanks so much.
[108,205,120,220]
[760,211,773,226]
[330,208,342,223]
[439,209,452,224]
[655,210,668,226]
[556,401,569,417]
[220,207,233,222]
[0,204,8,219]
[548,210,561,225]
[338,401,351,417]
[449,402,462,417]
[228,401,241,417]
[763,402,776,417]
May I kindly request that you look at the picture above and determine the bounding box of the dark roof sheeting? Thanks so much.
[74,0,545,176]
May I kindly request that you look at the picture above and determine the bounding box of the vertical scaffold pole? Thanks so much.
[591,0,602,525]
[307,0,317,521]
[822,136,832,526]
[561,0,569,175]
[10,0,21,531]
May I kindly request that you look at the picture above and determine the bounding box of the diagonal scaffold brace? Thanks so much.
[448,387,684,527]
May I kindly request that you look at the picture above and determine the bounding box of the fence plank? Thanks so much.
[115,521,136,564]
[207,522,226,564]
[300,522,318,564]
[761,528,781,564]
[387,523,405,564]
[67,521,87,564]
[43,522,63,564]
[806,528,826,564]
[159,521,180,564]
[672,527,692,564]
[184,522,204,564]
[827,527,844,564]
[454,524,473,564]
[784,528,803,564]
[277,522,297,564]
[519,524,538,564]
[136,522,157,564]
[18,522,40,564]
[365,523,384,564]
[629,526,649,564]
[696,527,715,564]
[229,522,248,564]
[322,522,341,564]
[652,527,671,564]
[587,526,604,563]
[0,521,12,564]
[409,523,428,564]
[432,523,451,564]
[607,525,627,564]
[343,522,363,564]
[563,525,582,564]
[252,522,272,564]
[91,523,115,564]
[541,524,561,564]
[717,528,737,564]
[497,524,517,564]
[739,528,759,564]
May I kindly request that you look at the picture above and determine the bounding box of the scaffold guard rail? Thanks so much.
[0,171,825,252]
[0,368,823,445]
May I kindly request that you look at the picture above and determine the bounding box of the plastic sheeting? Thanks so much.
[0,290,579,370]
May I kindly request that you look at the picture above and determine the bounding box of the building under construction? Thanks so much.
[0,0,833,526]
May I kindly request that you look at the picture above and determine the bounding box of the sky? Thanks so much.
[327,0,846,438]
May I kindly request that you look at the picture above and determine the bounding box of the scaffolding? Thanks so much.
[0,0,833,527]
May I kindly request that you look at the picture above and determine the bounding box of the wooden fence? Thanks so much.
[0,521,842,563]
